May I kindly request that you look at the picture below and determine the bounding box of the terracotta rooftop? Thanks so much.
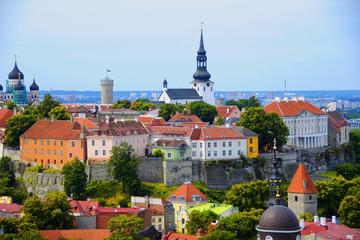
[169,113,202,123]
[40,229,110,240]
[74,117,99,129]
[96,207,141,214]
[0,109,13,128]
[148,126,194,137]
[153,139,188,148]
[328,111,348,132]
[69,200,100,216]
[138,115,166,126]
[163,232,198,240]
[216,105,240,118]
[301,220,360,239]
[20,119,82,140]
[89,120,148,137]
[287,163,317,194]
[264,100,327,117]
[0,203,23,213]
[190,127,246,141]
[168,182,208,202]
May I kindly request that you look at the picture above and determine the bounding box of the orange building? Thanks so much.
[20,119,87,168]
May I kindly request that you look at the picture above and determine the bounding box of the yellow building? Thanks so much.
[167,181,208,233]
[0,196,13,204]
[236,126,259,158]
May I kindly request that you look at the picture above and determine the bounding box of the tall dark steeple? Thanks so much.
[192,29,211,82]
[8,55,24,80]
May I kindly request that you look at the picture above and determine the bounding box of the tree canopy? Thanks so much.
[226,96,261,110]
[112,100,132,109]
[38,94,60,118]
[49,105,70,120]
[226,180,269,211]
[188,101,217,124]
[200,230,236,240]
[130,99,155,111]
[108,214,144,240]
[62,158,88,200]
[109,143,142,195]
[5,113,37,147]
[338,191,360,228]
[186,210,219,234]
[158,103,185,121]
[237,107,288,151]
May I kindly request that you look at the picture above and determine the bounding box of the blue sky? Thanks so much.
[1,0,359,91]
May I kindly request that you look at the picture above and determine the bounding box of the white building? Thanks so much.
[158,30,215,105]
[264,97,328,149]
[190,126,247,160]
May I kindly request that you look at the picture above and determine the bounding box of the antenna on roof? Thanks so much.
[284,80,287,95]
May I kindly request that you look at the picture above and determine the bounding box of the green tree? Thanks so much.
[108,214,144,240]
[38,94,60,118]
[185,210,219,234]
[300,212,314,222]
[0,218,45,240]
[336,163,360,180]
[112,100,132,109]
[346,129,360,163]
[62,158,88,200]
[152,149,164,158]
[200,230,236,240]
[216,209,264,240]
[226,96,261,110]
[226,180,269,211]
[22,192,74,230]
[158,103,185,121]
[109,143,142,195]
[5,114,37,147]
[338,193,360,228]
[237,107,288,151]
[188,101,217,124]
[130,99,155,111]
[2,100,16,111]
[48,105,70,120]
[214,117,225,125]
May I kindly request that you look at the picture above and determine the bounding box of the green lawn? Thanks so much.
[318,171,337,179]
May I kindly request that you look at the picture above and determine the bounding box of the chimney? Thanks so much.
[274,97,280,102]
[226,108,230,114]
[331,216,337,224]
[284,97,288,102]
[225,123,231,128]
[194,124,199,129]
[299,219,305,229]
[314,215,319,223]
[320,217,327,226]
[144,195,150,209]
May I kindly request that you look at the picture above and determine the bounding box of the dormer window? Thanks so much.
[179,196,185,201]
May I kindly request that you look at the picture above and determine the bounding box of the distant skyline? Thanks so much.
[1,0,360,91]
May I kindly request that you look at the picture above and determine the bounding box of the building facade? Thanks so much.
[235,126,259,158]
[264,98,328,149]
[0,60,40,105]
[151,139,191,161]
[327,111,350,147]
[159,30,215,105]
[100,76,114,105]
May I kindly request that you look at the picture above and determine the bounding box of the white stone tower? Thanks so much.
[100,71,114,104]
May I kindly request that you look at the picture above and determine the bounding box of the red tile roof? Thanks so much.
[164,232,198,240]
[74,117,99,129]
[0,109,13,128]
[40,229,110,240]
[170,113,202,123]
[96,207,141,214]
[138,115,166,126]
[69,200,100,215]
[20,119,82,140]
[190,127,246,141]
[88,120,148,137]
[287,164,317,194]
[264,100,326,117]
[148,126,194,137]
[328,111,348,132]
[216,105,240,118]
[0,203,23,213]
[168,182,208,202]
[301,221,360,239]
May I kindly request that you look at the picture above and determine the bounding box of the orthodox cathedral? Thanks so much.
[1,59,40,105]
[159,30,216,105]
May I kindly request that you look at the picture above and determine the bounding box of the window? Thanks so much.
[60,141,63,146]
[54,160,56,164]
[47,159,50,164]
[47,140,50,145]
[182,218,185,224]
[179,196,185,201]
[228,141,232,147]
[158,225,162,230]
[229,150,232,156]
[41,139,43,145]
[214,151,217,157]
[250,138,253,144]
[200,151,203,157]
[200,142,203,148]
[53,141,56,146]
[192,142,197,148]
[309,195,312,200]
[69,153,73,158]
[92,140,95,146]
[54,150,56,155]
[152,218,155,223]
[167,153,171,158]
[214,142,217,147]
[222,142,226,147]
[295,196,298,201]
[207,142,211,148]
[34,139,37,144]
[60,150,63,156]
[71,141,75,147]
[40,149,44,155]
[222,150,226,156]
[47,150,50,156]
[238,150,241,156]
[103,150,106,156]
[250,146,254,153]
[95,150,98,156]
[34,149,37,154]
[158,218,162,222]
[102,140,106,146]
[207,151,211,157]
[192,151,196,157]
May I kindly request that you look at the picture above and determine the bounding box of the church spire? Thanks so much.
[193,28,211,82]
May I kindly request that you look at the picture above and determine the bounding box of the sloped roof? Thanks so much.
[89,120,148,137]
[69,200,100,215]
[148,126,194,137]
[169,113,202,123]
[264,100,326,117]
[137,115,166,126]
[153,139,188,148]
[95,207,140,214]
[234,126,258,137]
[0,109,13,128]
[301,220,360,239]
[20,119,82,140]
[40,229,110,240]
[327,111,348,131]
[164,232,198,240]
[216,105,240,118]
[0,203,23,213]
[74,117,99,129]
[165,89,201,100]
[168,182,208,202]
[287,164,317,194]
[190,127,246,141]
